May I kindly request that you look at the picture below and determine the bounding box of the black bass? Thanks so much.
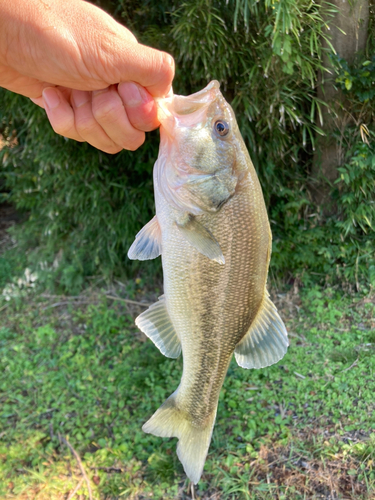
[128,80,288,484]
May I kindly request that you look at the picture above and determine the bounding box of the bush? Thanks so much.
[0,0,374,292]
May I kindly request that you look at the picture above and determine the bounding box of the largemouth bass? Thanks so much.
[128,81,288,484]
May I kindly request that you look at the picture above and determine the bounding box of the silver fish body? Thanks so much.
[128,81,288,483]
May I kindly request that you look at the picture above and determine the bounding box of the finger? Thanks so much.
[110,44,175,98]
[31,86,71,108]
[42,87,84,142]
[71,89,122,154]
[117,82,159,132]
[30,96,45,108]
[91,85,146,151]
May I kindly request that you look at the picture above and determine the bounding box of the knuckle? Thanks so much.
[122,133,145,151]
[104,144,122,154]
[75,115,98,136]
[51,118,75,138]
[92,100,118,123]
[46,109,74,137]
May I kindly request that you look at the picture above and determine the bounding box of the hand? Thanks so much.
[0,0,174,153]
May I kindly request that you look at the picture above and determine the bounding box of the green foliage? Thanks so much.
[0,0,374,291]
[269,127,375,288]
[0,257,12,289]
[0,90,161,291]
[335,138,375,236]
[0,248,27,290]
[334,55,375,102]
[0,286,375,498]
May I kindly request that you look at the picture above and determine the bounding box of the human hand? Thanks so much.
[0,0,174,153]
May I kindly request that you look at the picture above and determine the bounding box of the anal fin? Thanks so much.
[128,216,162,261]
[176,215,225,265]
[135,295,181,358]
[235,292,289,369]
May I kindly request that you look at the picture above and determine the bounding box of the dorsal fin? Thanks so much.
[234,292,289,369]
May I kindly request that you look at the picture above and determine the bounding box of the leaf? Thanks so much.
[345,79,352,91]
[283,36,292,55]
[273,34,282,56]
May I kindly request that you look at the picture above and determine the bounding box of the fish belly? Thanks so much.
[159,175,270,424]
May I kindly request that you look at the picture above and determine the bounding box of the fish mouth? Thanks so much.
[156,80,221,129]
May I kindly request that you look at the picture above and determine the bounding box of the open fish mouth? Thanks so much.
[156,80,221,130]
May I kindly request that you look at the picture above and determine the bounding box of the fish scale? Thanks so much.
[128,80,289,484]
[163,191,265,421]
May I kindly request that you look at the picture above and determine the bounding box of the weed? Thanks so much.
[0,286,374,498]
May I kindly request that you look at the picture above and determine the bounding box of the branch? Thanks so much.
[41,300,94,311]
[341,358,359,372]
[59,433,93,500]
[105,294,152,307]
[67,477,84,500]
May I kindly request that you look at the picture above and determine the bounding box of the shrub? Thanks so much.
[0,0,374,291]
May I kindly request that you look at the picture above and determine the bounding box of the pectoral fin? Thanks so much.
[176,215,225,265]
[235,292,289,369]
[128,216,162,260]
[135,295,181,358]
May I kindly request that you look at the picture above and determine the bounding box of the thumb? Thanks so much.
[109,41,175,98]
[71,0,175,97]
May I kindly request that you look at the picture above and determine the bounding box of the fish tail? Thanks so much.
[142,391,216,484]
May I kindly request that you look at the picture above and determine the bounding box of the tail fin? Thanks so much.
[142,391,216,484]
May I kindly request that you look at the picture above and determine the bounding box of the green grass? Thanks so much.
[0,285,374,499]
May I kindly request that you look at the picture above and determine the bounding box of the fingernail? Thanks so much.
[42,88,60,110]
[118,82,145,107]
[72,90,90,108]
[166,54,175,68]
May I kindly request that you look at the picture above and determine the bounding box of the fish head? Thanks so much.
[155,81,247,215]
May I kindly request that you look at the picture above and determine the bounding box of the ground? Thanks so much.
[0,202,374,500]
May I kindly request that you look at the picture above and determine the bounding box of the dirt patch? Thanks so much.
[253,442,368,500]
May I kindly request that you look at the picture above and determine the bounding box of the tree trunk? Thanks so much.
[311,0,369,207]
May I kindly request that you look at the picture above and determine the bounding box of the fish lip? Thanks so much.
[178,80,220,104]
[156,80,221,127]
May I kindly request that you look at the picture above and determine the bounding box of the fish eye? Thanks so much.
[214,120,229,137]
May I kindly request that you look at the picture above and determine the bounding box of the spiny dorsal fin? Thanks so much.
[128,216,162,261]
[176,215,225,265]
[235,292,289,369]
[135,295,181,358]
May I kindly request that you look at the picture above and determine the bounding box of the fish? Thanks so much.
[127,80,288,484]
